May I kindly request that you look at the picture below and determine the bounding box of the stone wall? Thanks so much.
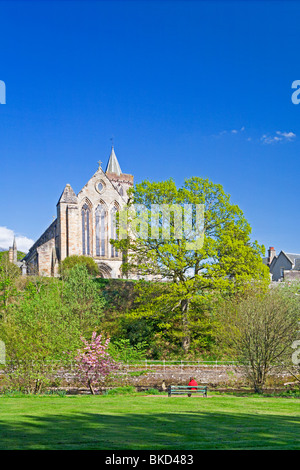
[47,365,298,393]
[24,220,57,276]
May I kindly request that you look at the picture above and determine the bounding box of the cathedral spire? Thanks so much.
[10,236,17,264]
[105,146,122,176]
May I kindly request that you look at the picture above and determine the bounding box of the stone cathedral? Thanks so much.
[23,147,133,278]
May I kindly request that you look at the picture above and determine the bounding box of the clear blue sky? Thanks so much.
[1,0,300,254]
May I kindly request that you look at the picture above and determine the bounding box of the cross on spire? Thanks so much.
[98,160,102,169]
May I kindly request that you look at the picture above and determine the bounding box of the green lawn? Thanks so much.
[0,393,299,450]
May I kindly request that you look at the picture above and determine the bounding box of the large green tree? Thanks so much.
[113,177,270,354]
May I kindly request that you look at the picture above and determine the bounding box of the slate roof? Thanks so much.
[282,252,300,265]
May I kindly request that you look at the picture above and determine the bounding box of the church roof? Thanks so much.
[57,184,78,204]
[105,147,122,176]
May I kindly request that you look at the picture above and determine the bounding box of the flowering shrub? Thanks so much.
[75,332,119,394]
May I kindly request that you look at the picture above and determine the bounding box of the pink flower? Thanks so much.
[74,332,120,394]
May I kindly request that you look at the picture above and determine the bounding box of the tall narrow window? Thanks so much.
[110,206,118,257]
[95,203,106,256]
[82,203,91,255]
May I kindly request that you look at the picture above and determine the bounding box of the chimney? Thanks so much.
[268,247,276,266]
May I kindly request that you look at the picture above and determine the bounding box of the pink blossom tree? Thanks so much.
[75,332,119,394]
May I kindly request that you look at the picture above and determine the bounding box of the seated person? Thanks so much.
[187,377,198,397]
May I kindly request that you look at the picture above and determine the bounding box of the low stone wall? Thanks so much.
[1,364,298,394]
[119,366,244,389]
[59,365,297,392]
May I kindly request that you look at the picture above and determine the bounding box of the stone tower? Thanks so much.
[8,237,17,264]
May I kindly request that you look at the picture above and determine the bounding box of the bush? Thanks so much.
[59,255,99,277]
[105,386,136,396]
[145,388,161,395]
[3,360,53,394]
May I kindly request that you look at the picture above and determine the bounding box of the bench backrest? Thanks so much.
[170,385,207,390]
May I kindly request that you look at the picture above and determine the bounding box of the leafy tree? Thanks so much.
[62,264,106,333]
[112,178,269,354]
[0,252,20,320]
[216,286,300,393]
[59,255,99,277]
[1,278,77,392]
[0,266,106,393]
[2,279,79,357]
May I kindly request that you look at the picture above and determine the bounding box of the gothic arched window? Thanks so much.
[95,203,106,256]
[82,203,91,255]
[110,205,119,258]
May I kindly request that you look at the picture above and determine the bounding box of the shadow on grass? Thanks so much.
[0,409,299,450]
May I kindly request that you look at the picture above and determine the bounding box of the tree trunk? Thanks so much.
[253,368,265,394]
[254,381,264,394]
[181,298,190,354]
[88,379,95,395]
[34,379,42,395]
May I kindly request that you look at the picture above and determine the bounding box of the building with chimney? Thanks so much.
[23,147,133,278]
[264,246,300,281]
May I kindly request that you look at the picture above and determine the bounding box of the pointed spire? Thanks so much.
[12,237,17,264]
[105,146,122,176]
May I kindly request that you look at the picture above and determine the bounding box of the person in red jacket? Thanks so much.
[187,377,198,397]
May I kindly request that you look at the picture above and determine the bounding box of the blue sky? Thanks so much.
[1,0,300,255]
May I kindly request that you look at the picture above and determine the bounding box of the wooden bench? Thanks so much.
[168,385,208,397]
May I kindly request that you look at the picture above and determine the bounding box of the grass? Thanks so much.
[0,392,299,450]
